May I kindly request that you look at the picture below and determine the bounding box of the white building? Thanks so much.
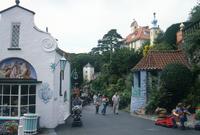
[0,2,71,128]
[83,63,94,82]
[124,19,150,50]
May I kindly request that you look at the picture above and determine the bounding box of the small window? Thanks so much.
[11,23,20,48]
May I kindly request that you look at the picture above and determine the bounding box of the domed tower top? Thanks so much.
[151,12,158,28]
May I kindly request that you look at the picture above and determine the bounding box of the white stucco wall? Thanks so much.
[0,6,70,128]
[128,40,146,51]
[131,71,147,112]
[83,66,94,82]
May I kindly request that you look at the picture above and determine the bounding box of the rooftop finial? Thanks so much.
[152,12,158,28]
[16,0,20,5]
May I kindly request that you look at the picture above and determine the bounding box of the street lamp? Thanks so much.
[50,55,67,72]
[60,56,67,72]
[50,55,67,96]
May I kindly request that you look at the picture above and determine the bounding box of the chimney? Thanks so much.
[176,23,185,50]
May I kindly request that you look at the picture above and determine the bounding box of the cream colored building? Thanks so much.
[83,63,94,82]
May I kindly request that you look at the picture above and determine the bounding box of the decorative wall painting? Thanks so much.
[0,58,37,79]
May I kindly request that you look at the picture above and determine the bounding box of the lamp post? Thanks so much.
[50,55,67,96]
[59,55,67,96]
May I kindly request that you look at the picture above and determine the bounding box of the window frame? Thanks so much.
[10,22,21,48]
[0,84,36,118]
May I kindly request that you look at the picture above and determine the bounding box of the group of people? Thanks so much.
[172,102,191,130]
[93,92,120,115]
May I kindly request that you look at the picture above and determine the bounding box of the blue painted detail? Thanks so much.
[39,83,53,104]
[23,113,38,134]
[132,87,141,97]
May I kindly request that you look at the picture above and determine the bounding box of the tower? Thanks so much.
[150,13,159,45]
[130,19,138,33]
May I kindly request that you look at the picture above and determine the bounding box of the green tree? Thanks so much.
[159,63,193,110]
[152,41,175,50]
[184,29,200,66]
[109,48,142,76]
[189,1,200,22]
[70,53,102,87]
[97,29,123,53]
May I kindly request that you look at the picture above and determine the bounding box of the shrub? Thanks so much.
[196,109,200,120]
[119,89,131,109]
[160,63,193,110]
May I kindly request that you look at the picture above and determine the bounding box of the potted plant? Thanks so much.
[4,121,18,135]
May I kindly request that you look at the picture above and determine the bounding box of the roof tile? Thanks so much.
[133,50,190,71]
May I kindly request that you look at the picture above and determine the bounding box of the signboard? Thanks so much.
[0,58,37,79]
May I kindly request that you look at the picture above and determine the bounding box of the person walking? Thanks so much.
[95,94,101,114]
[112,92,120,115]
[93,94,97,105]
[101,95,109,115]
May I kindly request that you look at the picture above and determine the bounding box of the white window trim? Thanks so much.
[0,84,36,118]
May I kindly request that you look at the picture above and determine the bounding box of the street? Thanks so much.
[55,105,199,135]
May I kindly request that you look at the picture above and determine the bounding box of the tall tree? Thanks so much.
[189,1,200,22]
[96,29,123,53]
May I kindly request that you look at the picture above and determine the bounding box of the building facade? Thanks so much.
[0,3,71,128]
[124,19,150,50]
[130,50,190,113]
[124,13,160,50]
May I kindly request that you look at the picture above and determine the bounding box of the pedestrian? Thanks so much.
[112,92,120,115]
[93,93,97,105]
[72,95,82,110]
[95,94,101,114]
[101,95,109,115]
[172,102,191,130]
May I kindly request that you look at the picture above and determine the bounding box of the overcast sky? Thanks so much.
[0,0,198,53]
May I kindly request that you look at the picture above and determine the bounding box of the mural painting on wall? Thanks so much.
[39,83,53,104]
[0,58,37,79]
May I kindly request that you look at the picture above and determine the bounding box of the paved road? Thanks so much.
[55,104,199,135]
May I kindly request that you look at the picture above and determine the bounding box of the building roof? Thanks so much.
[84,63,93,68]
[124,26,150,44]
[56,47,70,59]
[132,50,190,71]
[0,5,35,15]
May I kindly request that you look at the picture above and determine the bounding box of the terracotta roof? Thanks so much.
[132,50,190,71]
[0,5,35,15]
[124,26,150,44]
